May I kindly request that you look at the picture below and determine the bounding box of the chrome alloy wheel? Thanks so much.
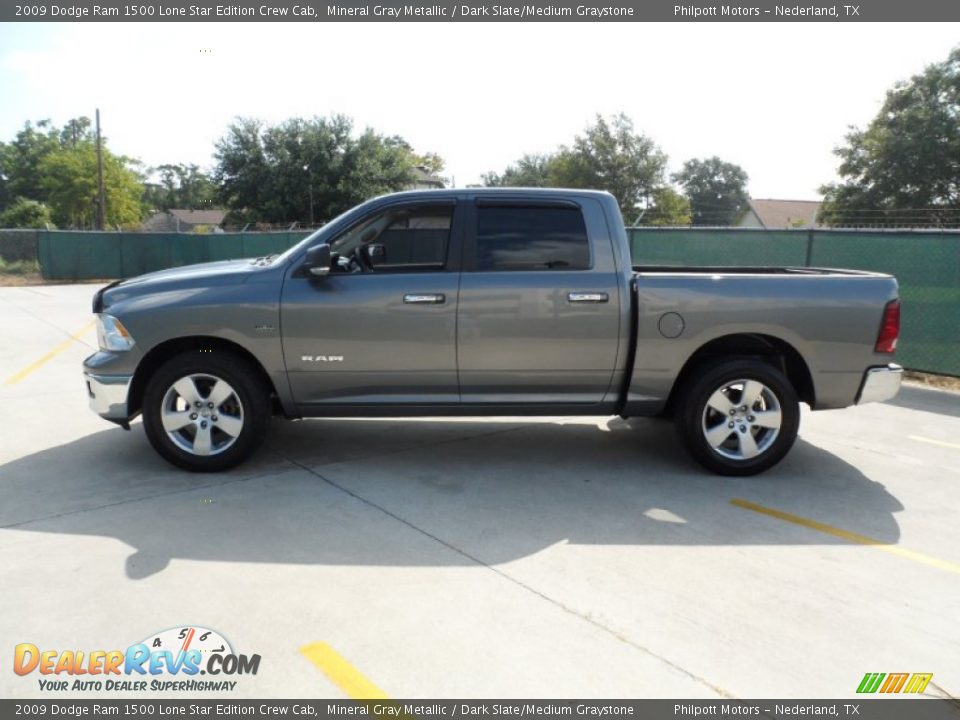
[160,374,245,456]
[700,378,782,461]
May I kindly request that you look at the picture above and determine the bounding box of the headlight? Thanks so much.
[96,313,136,352]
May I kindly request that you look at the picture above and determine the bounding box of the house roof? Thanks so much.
[746,199,822,228]
[167,208,228,225]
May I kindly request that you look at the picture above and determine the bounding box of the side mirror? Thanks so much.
[303,243,331,277]
[365,243,387,267]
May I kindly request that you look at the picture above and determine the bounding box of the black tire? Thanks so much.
[675,358,800,476]
[142,350,270,472]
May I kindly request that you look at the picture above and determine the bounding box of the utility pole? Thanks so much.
[95,109,106,230]
[303,164,314,226]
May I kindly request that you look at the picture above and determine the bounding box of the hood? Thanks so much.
[93,259,259,312]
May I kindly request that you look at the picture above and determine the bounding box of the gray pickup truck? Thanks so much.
[83,188,902,475]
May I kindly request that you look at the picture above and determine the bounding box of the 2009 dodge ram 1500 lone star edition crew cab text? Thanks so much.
[83,189,903,475]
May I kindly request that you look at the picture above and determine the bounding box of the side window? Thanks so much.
[378,211,451,269]
[475,205,590,271]
[331,205,453,272]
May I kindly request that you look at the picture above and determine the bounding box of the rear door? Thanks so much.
[456,197,622,405]
[281,199,463,408]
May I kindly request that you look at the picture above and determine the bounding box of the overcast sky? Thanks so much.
[0,22,957,199]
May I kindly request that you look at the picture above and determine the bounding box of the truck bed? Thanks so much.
[623,266,899,415]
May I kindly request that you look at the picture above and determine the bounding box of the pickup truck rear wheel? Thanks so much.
[142,351,269,472]
[676,359,799,476]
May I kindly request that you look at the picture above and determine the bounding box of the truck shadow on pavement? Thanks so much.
[0,416,904,579]
[886,384,960,418]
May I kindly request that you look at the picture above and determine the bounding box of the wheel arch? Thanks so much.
[128,336,280,418]
[665,333,815,414]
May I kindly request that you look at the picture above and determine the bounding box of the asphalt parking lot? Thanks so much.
[1,283,958,701]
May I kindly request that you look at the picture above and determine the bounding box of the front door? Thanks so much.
[281,200,462,408]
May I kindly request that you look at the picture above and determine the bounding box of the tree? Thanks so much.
[39,143,143,228]
[641,187,692,226]
[213,115,425,224]
[413,152,445,176]
[819,47,960,227]
[0,197,54,228]
[2,120,61,203]
[483,114,668,214]
[0,117,144,228]
[672,157,749,226]
[59,117,92,148]
[145,163,216,211]
[552,114,668,214]
[0,142,10,211]
[482,153,555,188]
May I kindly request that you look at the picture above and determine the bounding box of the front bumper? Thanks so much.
[84,372,133,421]
[856,363,903,404]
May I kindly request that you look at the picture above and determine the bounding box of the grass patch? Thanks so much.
[0,257,40,274]
[904,371,960,392]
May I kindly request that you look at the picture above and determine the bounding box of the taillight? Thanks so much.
[875,298,900,354]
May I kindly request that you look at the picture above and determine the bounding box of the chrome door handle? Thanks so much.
[567,292,609,303]
[403,293,446,304]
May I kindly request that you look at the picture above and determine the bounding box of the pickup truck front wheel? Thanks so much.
[142,351,269,472]
[676,359,799,476]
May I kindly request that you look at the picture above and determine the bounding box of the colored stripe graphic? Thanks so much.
[857,673,885,694]
[904,673,933,694]
[880,673,909,693]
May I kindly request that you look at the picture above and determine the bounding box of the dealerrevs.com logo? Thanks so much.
[13,626,261,692]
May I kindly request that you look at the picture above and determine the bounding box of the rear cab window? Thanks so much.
[474,205,591,271]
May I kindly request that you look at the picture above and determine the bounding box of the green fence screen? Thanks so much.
[629,228,960,377]
[38,231,310,282]
[33,227,960,377]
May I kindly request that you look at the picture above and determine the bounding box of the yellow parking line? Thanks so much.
[300,643,390,700]
[730,499,960,575]
[909,435,960,451]
[3,319,96,386]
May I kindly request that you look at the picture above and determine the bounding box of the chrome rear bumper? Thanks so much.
[857,364,903,404]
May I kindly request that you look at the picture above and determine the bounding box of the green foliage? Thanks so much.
[0,143,12,211]
[213,115,424,224]
[144,163,217,211]
[484,114,668,214]
[482,153,555,188]
[642,187,692,226]
[0,117,143,228]
[819,46,960,227]
[553,114,667,214]
[3,120,62,203]
[59,117,92,148]
[0,257,40,275]
[672,156,749,226]
[0,197,54,229]
[39,142,143,228]
[413,152,445,176]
